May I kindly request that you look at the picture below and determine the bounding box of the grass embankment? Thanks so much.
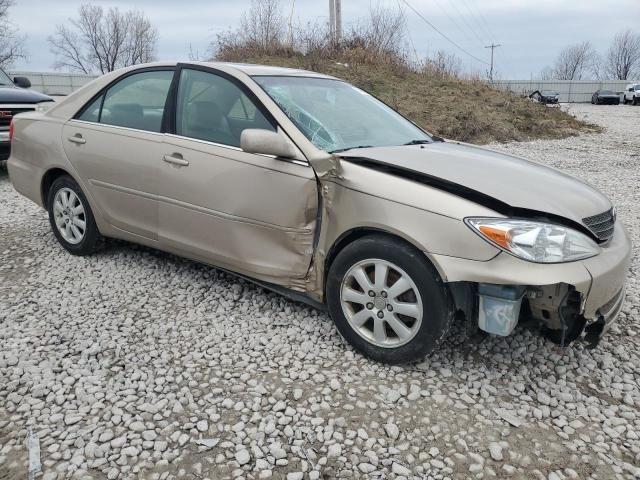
[226,53,599,144]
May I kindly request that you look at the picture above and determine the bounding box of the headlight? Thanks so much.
[465,218,600,263]
[36,102,53,113]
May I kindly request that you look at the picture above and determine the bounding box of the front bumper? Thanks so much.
[432,221,632,323]
[0,130,9,161]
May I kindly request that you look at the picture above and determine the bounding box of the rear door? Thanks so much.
[62,68,174,240]
[158,67,318,285]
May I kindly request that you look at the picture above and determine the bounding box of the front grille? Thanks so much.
[0,107,35,127]
[583,208,615,242]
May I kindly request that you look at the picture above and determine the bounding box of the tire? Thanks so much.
[326,234,454,364]
[47,175,103,256]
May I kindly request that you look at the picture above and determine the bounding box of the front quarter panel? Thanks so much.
[308,159,502,297]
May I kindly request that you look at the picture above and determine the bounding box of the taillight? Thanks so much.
[9,119,14,143]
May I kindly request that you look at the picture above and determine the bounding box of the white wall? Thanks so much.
[10,71,99,96]
[493,80,637,103]
[10,71,640,103]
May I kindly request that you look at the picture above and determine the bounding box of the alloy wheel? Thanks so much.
[340,258,423,348]
[53,188,86,245]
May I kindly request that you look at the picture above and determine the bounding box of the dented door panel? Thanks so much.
[158,135,318,287]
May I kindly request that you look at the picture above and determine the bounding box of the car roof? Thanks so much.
[188,61,338,80]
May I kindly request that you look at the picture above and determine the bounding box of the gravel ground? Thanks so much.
[1,104,639,480]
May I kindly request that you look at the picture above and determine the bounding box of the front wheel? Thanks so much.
[47,175,103,255]
[326,235,454,364]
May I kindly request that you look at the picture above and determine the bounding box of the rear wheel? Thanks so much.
[47,175,103,255]
[326,235,454,364]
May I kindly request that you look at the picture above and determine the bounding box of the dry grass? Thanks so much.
[221,52,600,144]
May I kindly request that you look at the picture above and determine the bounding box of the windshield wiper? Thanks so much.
[329,145,374,154]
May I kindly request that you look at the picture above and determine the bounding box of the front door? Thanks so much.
[158,67,318,286]
[62,69,174,241]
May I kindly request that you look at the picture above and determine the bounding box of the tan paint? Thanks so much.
[7,61,632,328]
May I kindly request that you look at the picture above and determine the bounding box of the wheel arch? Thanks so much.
[41,167,73,209]
[323,227,448,294]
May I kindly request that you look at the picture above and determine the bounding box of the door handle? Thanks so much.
[163,153,189,167]
[67,134,86,145]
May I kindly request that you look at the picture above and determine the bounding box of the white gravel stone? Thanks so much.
[235,449,251,466]
[0,104,638,480]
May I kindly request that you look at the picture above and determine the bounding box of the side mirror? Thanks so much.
[13,76,31,88]
[240,129,297,159]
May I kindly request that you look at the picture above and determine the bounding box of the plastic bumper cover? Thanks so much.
[431,222,632,322]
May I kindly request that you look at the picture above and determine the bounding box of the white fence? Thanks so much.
[10,71,640,103]
[10,71,99,96]
[492,80,637,103]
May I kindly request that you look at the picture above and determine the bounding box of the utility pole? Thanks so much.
[485,43,501,82]
[329,0,336,47]
[335,0,342,45]
[329,0,342,47]
[288,0,295,48]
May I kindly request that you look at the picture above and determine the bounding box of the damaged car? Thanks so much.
[8,62,632,364]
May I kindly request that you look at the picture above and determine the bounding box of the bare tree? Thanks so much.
[0,0,25,68]
[348,3,406,55]
[294,20,331,55]
[48,4,157,74]
[423,50,462,79]
[551,41,595,80]
[538,66,555,80]
[604,29,640,80]
[241,0,284,49]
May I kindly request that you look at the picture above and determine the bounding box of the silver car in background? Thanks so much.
[8,62,632,363]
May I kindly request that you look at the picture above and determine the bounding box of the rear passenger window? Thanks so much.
[78,70,173,133]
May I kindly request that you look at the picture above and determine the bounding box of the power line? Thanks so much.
[442,0,489,46]
[462,0,497,45]
[400,0,489,66]
[396,0,421,65]
[428,0,479,48]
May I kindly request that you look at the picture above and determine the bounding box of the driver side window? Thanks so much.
[175,69,275,147]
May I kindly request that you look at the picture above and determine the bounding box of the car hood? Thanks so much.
[341,142,612,223]
[0,84,52,103]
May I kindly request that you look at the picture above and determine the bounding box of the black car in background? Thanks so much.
[529,90,560,104]
[591,90,620,105]
[0,68,53,162]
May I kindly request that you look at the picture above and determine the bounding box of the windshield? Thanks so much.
[0,68,12,85]
[600,90,614,94]
[253,76,431,153]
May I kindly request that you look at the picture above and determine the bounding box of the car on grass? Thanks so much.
[591,90,620,105]
[7,62,632,363]
[0,67,53,163]
[623,83,640,105]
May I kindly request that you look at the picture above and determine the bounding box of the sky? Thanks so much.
[6,0,640,79]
